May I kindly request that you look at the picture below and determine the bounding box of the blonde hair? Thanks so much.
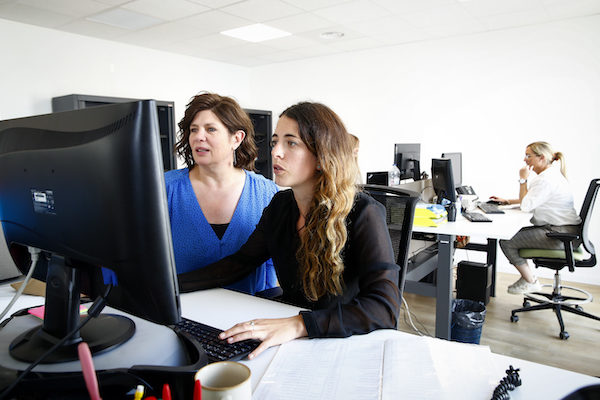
[280,102,359,301]
[527,141,567,178]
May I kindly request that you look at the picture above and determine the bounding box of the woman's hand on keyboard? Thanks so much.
[219,315,308,359]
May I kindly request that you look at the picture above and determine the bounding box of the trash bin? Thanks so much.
[451,299,486,344]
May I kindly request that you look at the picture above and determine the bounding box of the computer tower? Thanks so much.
[456,261,492,305]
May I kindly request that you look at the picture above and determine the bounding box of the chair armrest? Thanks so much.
[255,286,284,300]
[545,232,580,242]
[546,232,580,272]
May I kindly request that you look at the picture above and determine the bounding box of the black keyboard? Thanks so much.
[174,317,260,363]
[462,211,492,222]
[478,203,505,214]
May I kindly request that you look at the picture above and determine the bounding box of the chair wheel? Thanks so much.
[560,331,570,340]
[575,305,583,311]
[511,314,519,323]
[523,300,531,308]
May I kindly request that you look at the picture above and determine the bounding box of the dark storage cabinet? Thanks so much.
[52,94,177,171]
[245,109,272,180]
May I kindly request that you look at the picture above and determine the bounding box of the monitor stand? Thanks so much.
[8,255,135,363]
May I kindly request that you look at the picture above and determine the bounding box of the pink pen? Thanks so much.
[77,342,102,400]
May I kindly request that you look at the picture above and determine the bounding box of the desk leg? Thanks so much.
[487,239,497,297]
[436,233,454,340]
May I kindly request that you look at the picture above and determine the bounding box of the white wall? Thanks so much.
[250,14,600,285]
[0,19,252,124]
[1,15,600,285]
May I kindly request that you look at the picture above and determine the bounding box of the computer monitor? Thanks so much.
[0,100,181,364]
[431,158,457,204]
[394,143,421,181]
[366,171,389,185]
[441,152,462,188]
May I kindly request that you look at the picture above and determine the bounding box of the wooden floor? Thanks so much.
[397,271,600,378]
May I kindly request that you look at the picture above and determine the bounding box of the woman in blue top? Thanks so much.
[165,92,278,295]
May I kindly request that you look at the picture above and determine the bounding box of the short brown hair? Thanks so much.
[175,92,257,171]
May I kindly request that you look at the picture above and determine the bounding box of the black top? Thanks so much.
[178,189,400,338]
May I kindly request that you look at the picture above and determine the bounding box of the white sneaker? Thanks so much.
[507,277,542,295]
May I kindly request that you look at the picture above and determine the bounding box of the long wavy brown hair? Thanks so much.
[175,92,257,171]
[280,102,359,301]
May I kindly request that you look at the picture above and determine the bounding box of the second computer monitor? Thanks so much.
[431,158,457,203]
[394,143,421,181]
[441,152,462,188]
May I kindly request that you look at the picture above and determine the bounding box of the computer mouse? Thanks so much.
[486,200,502,205]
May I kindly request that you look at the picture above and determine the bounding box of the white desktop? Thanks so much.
[1,284,598,400]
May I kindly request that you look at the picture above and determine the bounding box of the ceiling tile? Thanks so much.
[312,0,392,25]
[371,0,456,14]
[121,0,210,21]
[399,3,475,28]
[0,2,74,28]
[327,36,386,52]
[93,0,132,6]
[291,43,345,58]
[16,0,111,18]
[184,32,247,50]
[346,15,418,36]
[265,11,335,34]
[178,9,252,31]
[373,28,435,46]
[140,21,210,40]
[58,18,132,39]
[186,0,244,8]
[220,0,304,23]
[260,34,321,50]
[459,0,546,18]
[280,0,354,12]
[479,8,551,30]
[296,25,366,45]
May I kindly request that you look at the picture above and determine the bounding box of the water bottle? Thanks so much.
[389,164,400,186]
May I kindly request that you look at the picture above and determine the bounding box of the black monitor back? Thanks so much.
[0,100,180,326]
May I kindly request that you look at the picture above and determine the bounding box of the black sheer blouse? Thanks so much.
[178,189,400,338]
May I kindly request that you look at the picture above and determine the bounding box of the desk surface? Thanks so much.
[1,286,598,399]
[413,206,532,239]
[177,289,600,399]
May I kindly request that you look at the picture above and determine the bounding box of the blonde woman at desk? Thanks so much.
[166,92,278,295]
[490,141,581,294]
[178,102,400,359]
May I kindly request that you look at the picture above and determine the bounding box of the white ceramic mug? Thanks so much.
[194,361,251,400]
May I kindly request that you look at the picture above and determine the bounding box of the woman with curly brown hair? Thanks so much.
[178,101,400,359]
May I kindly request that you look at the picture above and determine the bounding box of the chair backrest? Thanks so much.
[579,178,600,260]
[361,184,420,297]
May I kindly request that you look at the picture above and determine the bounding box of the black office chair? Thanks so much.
[361,184,420,298]
[257,185,420,302]
[510,178,600,340]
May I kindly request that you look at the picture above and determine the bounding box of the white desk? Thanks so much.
[0,286,598,399]
[410,208,532,339]
[182,289,598,399]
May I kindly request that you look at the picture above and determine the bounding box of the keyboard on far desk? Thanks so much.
[174,317,260,363]
[478,202,505,214]
[462,211,492,222]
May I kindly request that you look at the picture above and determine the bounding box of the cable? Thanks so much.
[0,247,41,322]
[400,295,432,337]
[0,285,112,400]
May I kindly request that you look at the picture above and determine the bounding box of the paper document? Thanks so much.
[253,334,502,400]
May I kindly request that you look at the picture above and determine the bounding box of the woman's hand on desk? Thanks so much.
[219,315,308,359]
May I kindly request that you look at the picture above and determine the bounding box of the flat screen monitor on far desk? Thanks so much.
[0,101,181,364]
[394,143,421,181]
